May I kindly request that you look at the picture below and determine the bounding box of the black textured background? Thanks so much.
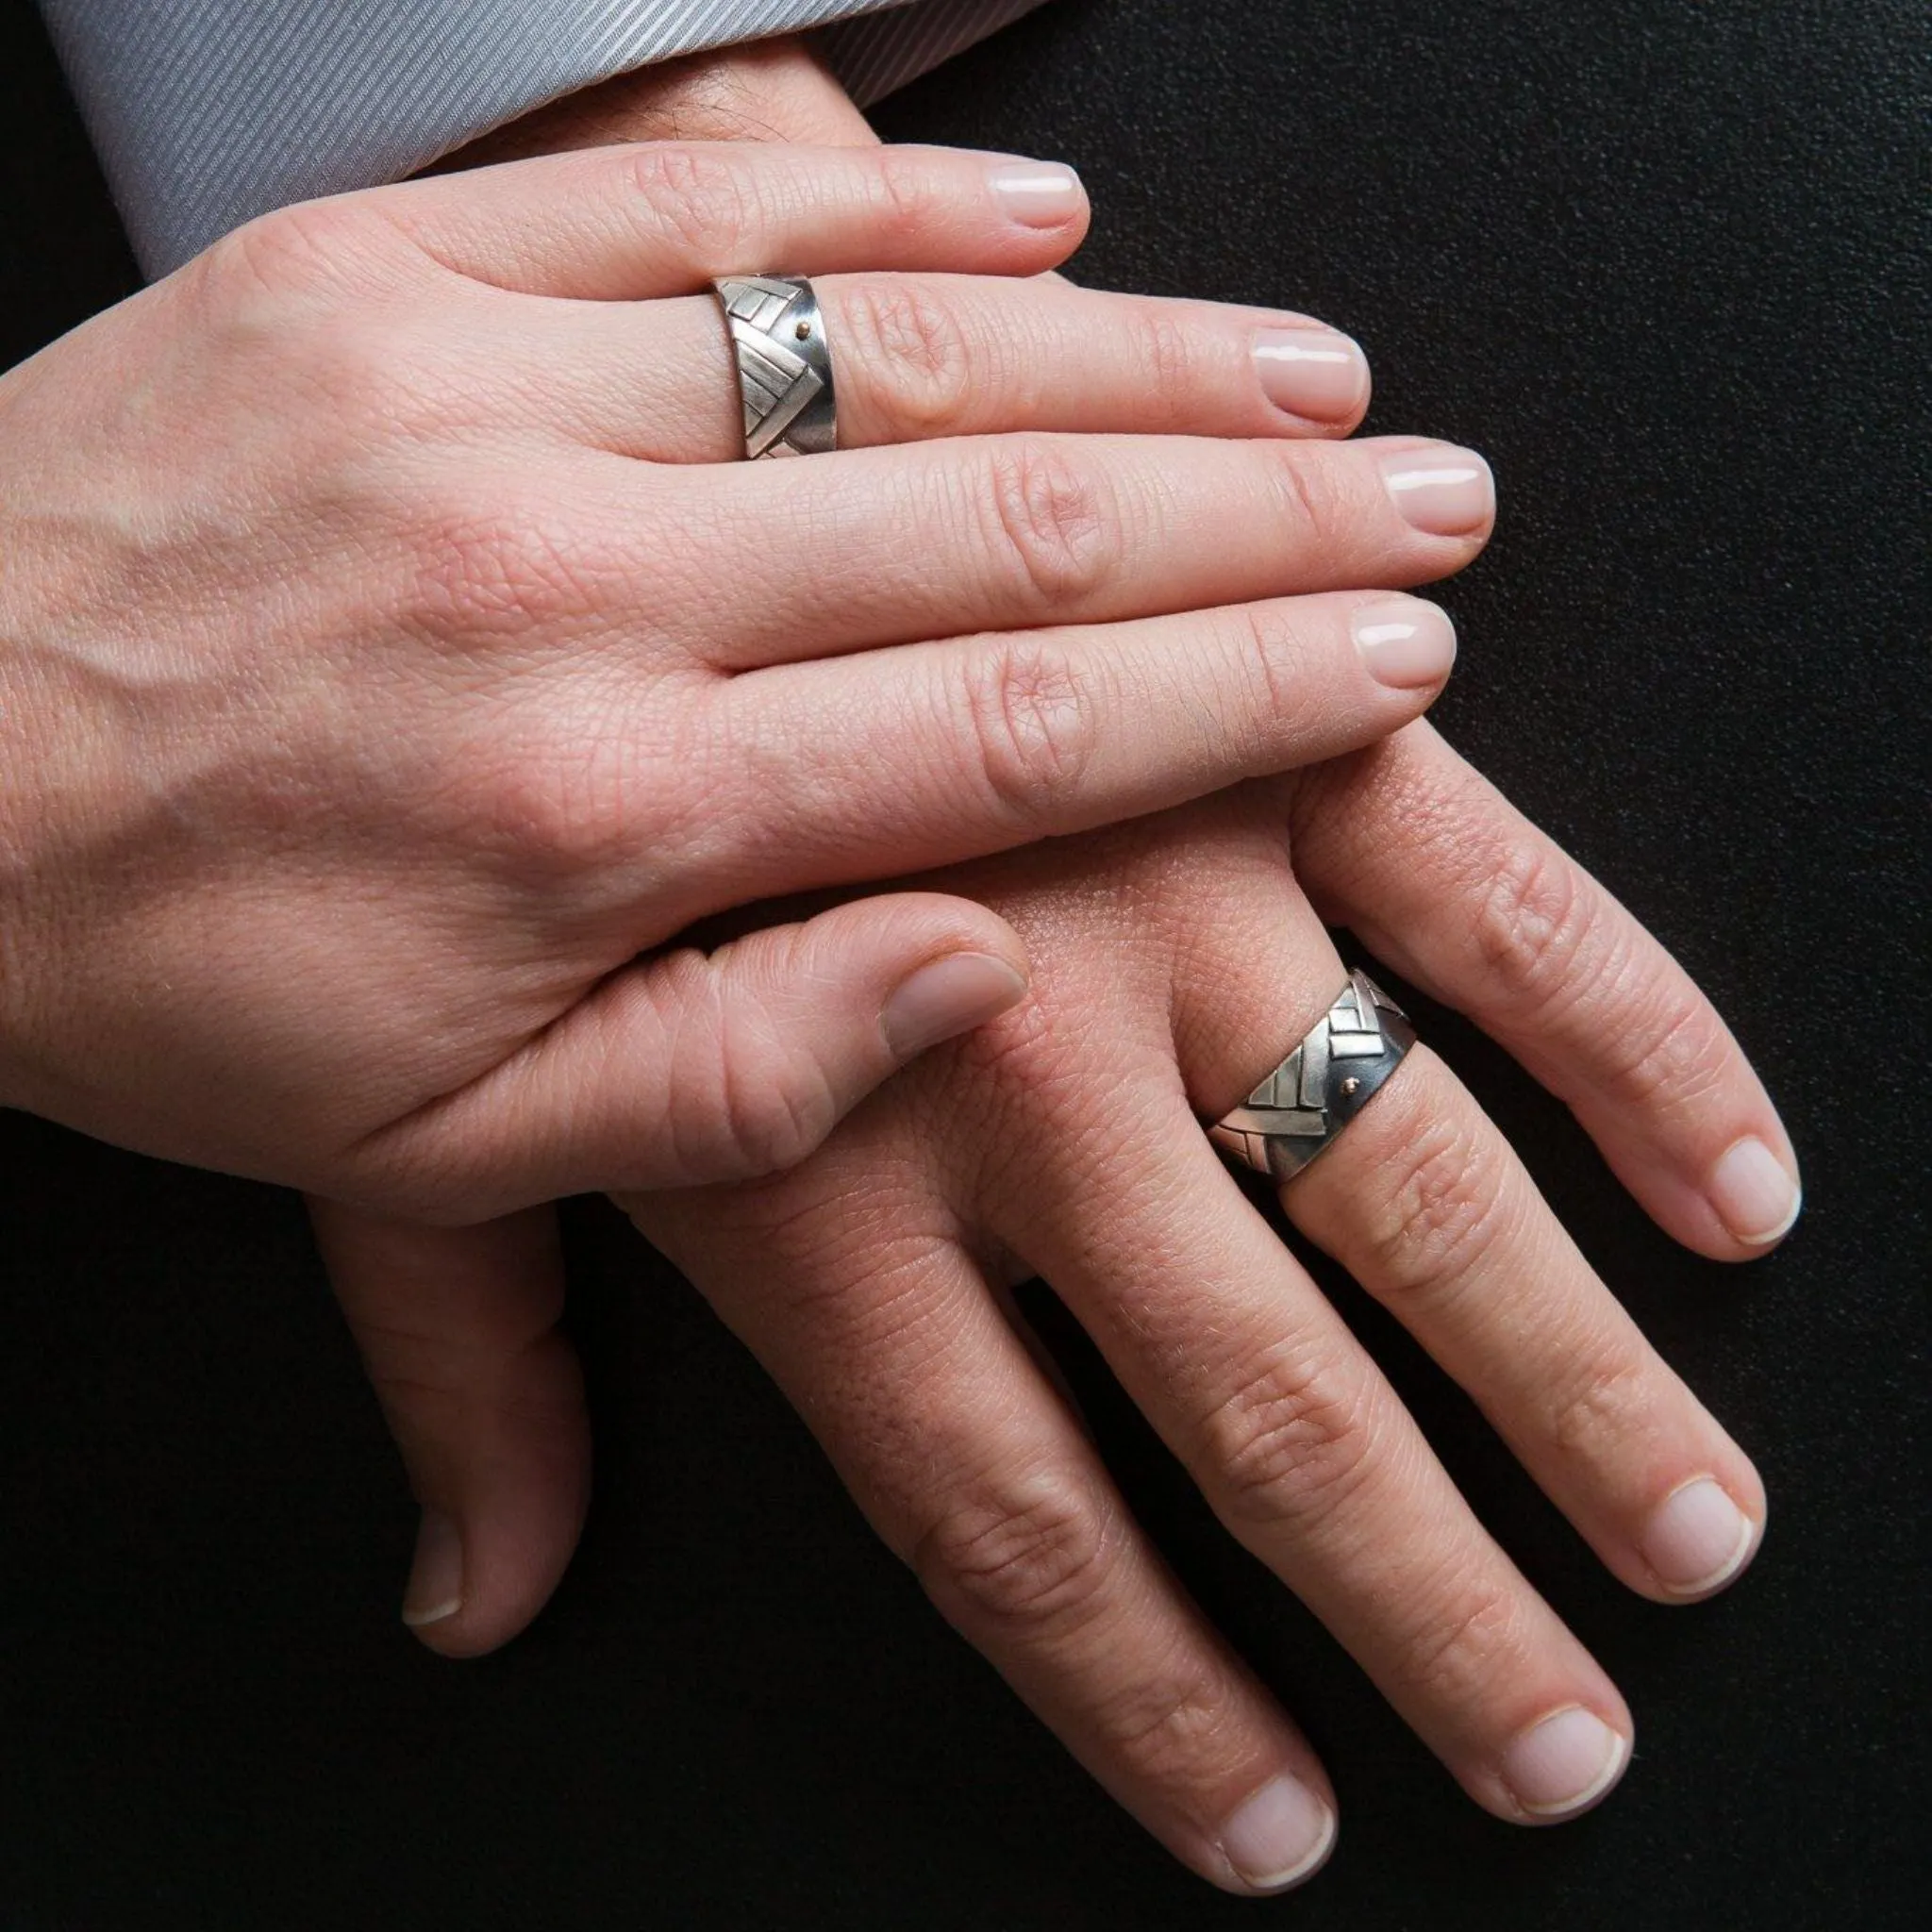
[1,1,1926,1926]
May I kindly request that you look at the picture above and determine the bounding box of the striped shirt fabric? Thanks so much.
[37,0,1051,277]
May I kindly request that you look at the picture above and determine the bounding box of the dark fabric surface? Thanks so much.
[0,0,1925,1925]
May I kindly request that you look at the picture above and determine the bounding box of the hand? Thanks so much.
[0,136,1459,1211]
[324,727,1796,1891]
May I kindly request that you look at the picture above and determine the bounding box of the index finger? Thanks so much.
[353,141,1091,298]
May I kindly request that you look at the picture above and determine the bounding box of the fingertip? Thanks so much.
[1352,594,1457,692]
[1706,1136,1804,1255]
[1637,1475,1765,1603]
[1253,325,1372,433]
[1495,1705,1634,1824]
[986,157,1089,244]
[879,949,1031,1059]
[1211,1774,1340,1894]
[401,1505,467,1637]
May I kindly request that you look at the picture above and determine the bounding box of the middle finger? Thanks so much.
[609,428,1493,671]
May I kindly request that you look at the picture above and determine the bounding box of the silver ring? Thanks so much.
[1208,970,1416,1183]
[712,275,838,459]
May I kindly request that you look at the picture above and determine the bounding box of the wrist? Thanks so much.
[429,35,875,170]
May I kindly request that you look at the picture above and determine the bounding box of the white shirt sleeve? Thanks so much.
[36,0,1051,278]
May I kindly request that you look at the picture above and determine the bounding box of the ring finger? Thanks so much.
[514,275,1373,462]
[1160,800,1767,1607]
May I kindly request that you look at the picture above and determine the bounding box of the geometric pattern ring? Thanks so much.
[1208,969,1418,1184]
[712,275,839,459]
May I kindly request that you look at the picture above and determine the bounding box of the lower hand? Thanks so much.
[309,38,1799,1896]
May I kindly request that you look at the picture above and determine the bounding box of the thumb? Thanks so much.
[308,1198,591,1658]
[359,892,1032,1219]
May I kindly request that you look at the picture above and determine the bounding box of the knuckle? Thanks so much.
[841,277,978,436]
[1543,1353,1655,1464]
[1201,1348,1376,1533]
[396,486,602,646]
[1235,600,1318,753]
[959,634,1100,827]
[1131,307,1201,429]
[195,197,396,305]
[977,437,1114,611]
[1092,1649,1244,1780]
[1468,839,1600,1011]
[425,673,698,891]
[869,146,949,246]
[625,142,758,262]
[1394,1575,1525,1707]
[1358,1106,1509,1304]
[473,718,648,882]
[1583,986,1734,1119]
[915,1466,1115,1637]
[1269,441,1347,547]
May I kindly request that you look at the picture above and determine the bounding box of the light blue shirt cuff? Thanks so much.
[37,0,1049,277]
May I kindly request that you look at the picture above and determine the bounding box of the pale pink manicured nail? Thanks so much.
[988,160,1085,227]
[1380,443,1495,535]
[1219,1774,1337,1891]
[1253,326,1369,422]
[880,952,1028,1058]
[1641,1477,1757,1597]
[1353,597,1457,688]
[1707,1137,1803,1247]
[402,1507,463,1628]
[1499,1707,1630,1819]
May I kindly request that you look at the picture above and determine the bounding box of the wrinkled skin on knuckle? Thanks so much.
[1130,306,1204,433]
[1269,441,1350,549]
[867,145,955,251]
[625,142,763,262]
[1579,982,1736,1123]
[1232,601,1325,762]
[1200,1345,1378,1534]
[1386,1569,1528,1710]
[960,633,1100,830]
[841,276,979,437]
[1090,1641,1247,1782]
[1353,1097,1511,1306]
[1541,1351,1659,1467]
[915,1463,1117,1639]
[1469,837,1604,1014]
[977,437,1114,612]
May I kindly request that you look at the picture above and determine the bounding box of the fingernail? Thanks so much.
[880,952,1028,1058]
[1707,1137,1803,1247]
[1500,1707,1630,1820]
[1353,596,1457,688]
[401,1507,464,1628]
[1641,1476,1757,1597]
[1380,442,1495,535]
[1219,1774,1337,1892]
[1253,326,1369,422]
[988,160,1085,227]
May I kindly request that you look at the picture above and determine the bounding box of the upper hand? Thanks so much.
[0,137,1465,1208]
